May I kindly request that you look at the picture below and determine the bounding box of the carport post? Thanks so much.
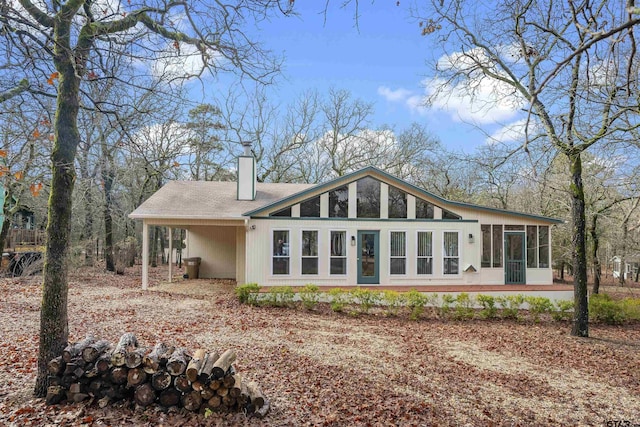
[168,227,173,283]
[142,221,149,290]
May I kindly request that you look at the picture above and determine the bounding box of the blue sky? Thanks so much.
[251,1,502,152]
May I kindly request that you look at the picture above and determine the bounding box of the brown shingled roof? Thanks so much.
[129,181,314,220]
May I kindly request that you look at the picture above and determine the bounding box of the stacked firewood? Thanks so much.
[45,333,269,418]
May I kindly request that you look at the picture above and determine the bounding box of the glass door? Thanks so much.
[357,231,379,284]
[504,232,526,284]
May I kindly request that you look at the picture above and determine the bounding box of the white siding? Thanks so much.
[244,219,485,287]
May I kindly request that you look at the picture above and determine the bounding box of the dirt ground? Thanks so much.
[0,266,639,426]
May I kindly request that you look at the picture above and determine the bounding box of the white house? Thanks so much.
[130,146,572,300]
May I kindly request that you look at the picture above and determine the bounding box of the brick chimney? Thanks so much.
[237,141,256,201]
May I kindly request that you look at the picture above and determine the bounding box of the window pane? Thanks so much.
[505,225,524,230]
[273,230,289,256]
[417,232,432,257]
[330,231,346,256]
[539,226,549,268]
[300,196,320,217]
[270,207,291,217]
[388,186,407,218]
[330,258,346,275]
[527,226,538,268]
[273,258,289,275]
[357,177,380,218]
[390,232,406,257]
[417,258,432,275]
[390,258,406,275]
[444,258,459,275]
[444,232,458,256]
[416,199,434,219]
[302,258,318,275]
[492,225,503,268]
[442,210,461,220]
[302,230,318,257]
[481,225,491,268]
[329,186,349,218]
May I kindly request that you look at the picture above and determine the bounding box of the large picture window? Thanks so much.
[390,231,406,275]
[492,225,503,268]
[443,231,459,275]
[527,226,538,268]
[301,230,318,274]
[539,226,549,268]
[330,231,347,275]
[388,186,407,218]
[329,186,348,218]
[481,225,491,268]
[272,230,290,275]
[357,177,380,218]
[417,231,433,275]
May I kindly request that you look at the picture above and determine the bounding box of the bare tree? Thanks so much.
[417,0,640,337]
[1,0,294,396]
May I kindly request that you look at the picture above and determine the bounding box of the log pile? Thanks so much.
[46,334,269,418]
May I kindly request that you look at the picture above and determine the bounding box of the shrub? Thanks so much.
[350,287,381,315]
[424,293,440,318]
[328,288,350,312]
[265,286,295,307]
[476,294,498,319]
[454,293,475,320]
[406,289,427,321]
[300,284,320,310]
[620,298,640,321]
[497,294,525,320]
[525,296,554,322]
[380,290,404,317]
[235,283,261,305]
[589,293,626,324]
[440,294,456,319]
[551,299,574,321]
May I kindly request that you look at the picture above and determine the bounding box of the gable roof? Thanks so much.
[243,166,563,224]
[129,181,314,221]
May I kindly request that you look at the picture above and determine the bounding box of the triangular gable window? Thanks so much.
[443,209,461,220]
[270,206,291,217]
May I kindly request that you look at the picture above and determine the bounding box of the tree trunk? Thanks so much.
[102,143,115,272]
[569,152,588,337]
[619,216,629,286]
[34,46,82,396]
[590,214,601,294]
[0,198,11,255]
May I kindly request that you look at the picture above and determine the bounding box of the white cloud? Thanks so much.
[377,86,428,115]
[485,118,539,145]
[377,86,413,103]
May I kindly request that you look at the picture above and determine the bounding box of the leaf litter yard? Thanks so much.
[1,267,639,426]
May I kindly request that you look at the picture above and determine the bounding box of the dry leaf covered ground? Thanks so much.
[1,266,639,426]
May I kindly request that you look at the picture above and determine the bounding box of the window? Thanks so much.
[417,231,433,275]
[272,230,289,275]
[329,186,348,218]
[388,186,407,218]
[330,231,347,274]
[443,232,459,275]
[270,207,291,217]
[300,196,320,217]
[481,225,491,268]
[527,226,538,268]
[539,226,549,268]
[442,209,461,220]
[415,199,434,219]
[505,225,524,230]
[357,177,380,218]
[301,230,318,274]
[390,232,406,274]
[492,225,503,268]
